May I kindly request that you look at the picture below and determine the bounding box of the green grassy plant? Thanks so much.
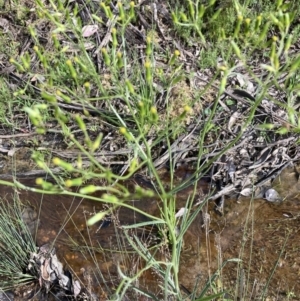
[0,0,299,299]
[0,194,37,291]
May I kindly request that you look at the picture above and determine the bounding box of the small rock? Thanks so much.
[264,188,282,202]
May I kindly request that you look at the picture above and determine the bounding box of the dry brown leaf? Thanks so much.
[82,25,98,37]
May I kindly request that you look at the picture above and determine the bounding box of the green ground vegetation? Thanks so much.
[0,0,300,300]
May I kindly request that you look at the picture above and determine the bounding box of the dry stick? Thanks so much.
[93,15,118,56]
[0,132,38,139]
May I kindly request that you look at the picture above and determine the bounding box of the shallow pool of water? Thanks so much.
[0,165,300,300]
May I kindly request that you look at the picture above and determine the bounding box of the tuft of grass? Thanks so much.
[0,194,37,290]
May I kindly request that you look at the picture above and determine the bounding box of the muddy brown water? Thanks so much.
[1,165,300,300]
